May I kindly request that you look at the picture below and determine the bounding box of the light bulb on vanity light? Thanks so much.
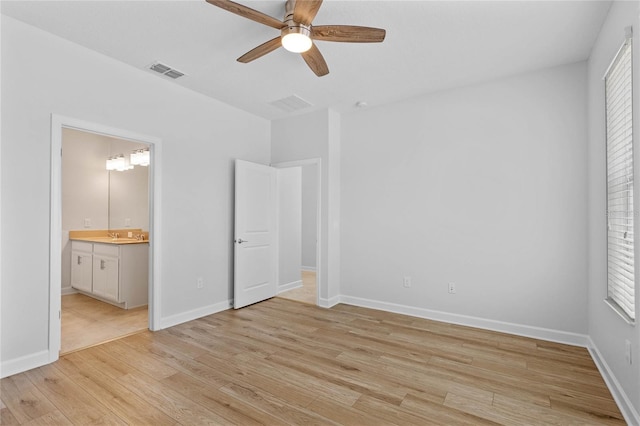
[130,148,150,166]
[107,153,136,171]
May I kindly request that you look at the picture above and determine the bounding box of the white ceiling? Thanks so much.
[2,0,612,120]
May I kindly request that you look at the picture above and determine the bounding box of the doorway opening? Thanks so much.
[49,114,162,364]
[274,160,321,306]
[61,128,150,354]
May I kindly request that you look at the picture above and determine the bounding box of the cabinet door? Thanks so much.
[93,255,119,302]
[71,251,93,292]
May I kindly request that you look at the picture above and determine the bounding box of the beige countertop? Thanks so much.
[69,229,149,245]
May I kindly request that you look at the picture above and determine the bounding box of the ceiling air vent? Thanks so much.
[269,95,313,113]
[148,62,186,80]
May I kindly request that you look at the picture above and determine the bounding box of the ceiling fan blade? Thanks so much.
[205,0,284,30]
[301,43,329,77]
[312,25,386,43]
[237,37,282,63]
[293,0,323,26]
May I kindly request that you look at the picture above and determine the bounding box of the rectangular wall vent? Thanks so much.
[148,62,186,80]
[269,95,313,113]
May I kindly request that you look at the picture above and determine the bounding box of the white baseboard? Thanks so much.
[158,299,232,330]
[339,295,590,347]
[1,350,50,379]
[588,338,640,425]
[318,295,340,308]
[277,280,302,294]
[301,266,316,272]
[61,286,77,296]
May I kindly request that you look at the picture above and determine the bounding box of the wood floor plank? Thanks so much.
[119,332,231,390]
[195,352,318,408]
[233,351,363,406]
[53,352,177,425]
[266,350,408,406]
[1,298,626,425]
[493,393,621,426]
[0,398,21,425]
[443,392,548,425]
[305,395,382,425]
[400,392,500,426]
[0,372,58,424]
[94,339,178,380]
[160,372,287,426]
[352,394,438,425]
[218,381,339,425]
[24,364,112,424]
[20,410,72,425]
[117,371,234,425]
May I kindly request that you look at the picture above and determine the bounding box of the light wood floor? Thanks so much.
[2,298,625,425]
[277,270,317,305]
[61,293,148,355]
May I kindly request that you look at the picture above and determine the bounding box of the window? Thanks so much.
[606,30,634,322]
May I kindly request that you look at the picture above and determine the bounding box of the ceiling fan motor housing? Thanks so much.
[281,0,312,52]
[281,20,311,39]
[281,0,312,53]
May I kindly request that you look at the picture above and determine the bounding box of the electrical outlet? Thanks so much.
[625,339,632,365]
[196,277,204,289]
[84,218,91,228]
[403,276,412,288]
[448,282,456,294]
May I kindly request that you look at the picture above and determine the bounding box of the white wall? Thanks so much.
[1,16,270,373]
[301,163,318,270]
[587,1,640,421]
[271,109,341,306]
[277,167,302,291]
[340,62,589,337]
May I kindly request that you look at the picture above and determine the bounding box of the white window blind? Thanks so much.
[606,34,634,321]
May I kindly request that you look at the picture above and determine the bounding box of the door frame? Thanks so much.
[49,114,162,362]
[272,158,322,306]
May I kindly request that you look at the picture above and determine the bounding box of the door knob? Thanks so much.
[236,238,248,244]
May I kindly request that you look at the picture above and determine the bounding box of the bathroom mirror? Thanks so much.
[62,128,149,232]
[107,138,150,230]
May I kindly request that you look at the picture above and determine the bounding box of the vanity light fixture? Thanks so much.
[106,157,116,171]
[106,154,133,172]
[130,148,150,167]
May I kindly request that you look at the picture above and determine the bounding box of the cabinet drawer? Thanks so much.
[71,241,93,253]
[93,243,119,257]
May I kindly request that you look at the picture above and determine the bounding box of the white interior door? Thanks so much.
[234,159,277,309]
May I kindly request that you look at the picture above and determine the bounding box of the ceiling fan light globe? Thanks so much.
[282,33,312,53]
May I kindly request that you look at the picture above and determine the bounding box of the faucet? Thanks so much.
[108,232,119,239]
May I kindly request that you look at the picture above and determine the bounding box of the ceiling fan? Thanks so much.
[205,0,386,77]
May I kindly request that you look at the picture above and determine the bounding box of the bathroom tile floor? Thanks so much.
[61,293,148,355]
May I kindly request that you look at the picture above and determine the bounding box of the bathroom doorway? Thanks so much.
[61,128,150,354]
[49,114,162,363]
